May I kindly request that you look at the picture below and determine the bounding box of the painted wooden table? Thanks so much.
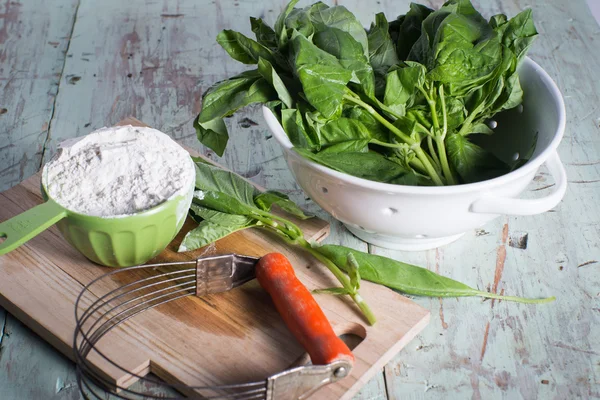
[0,0,598,399]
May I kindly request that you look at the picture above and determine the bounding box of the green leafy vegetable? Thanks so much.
[254,190,312,219]
[315,244,555,303]
[180,159,555,315]
[196,0,539,185]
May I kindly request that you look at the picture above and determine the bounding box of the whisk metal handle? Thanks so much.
[195,254,259,296]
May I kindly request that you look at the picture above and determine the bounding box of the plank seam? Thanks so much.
[39,0,82,168]
[382,365,391,400]
[0,309,7,355]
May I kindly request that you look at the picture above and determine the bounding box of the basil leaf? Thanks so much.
[254,190,312,219]
[193,161,257,207]
[194,116,228,157]
[216,30,276,65]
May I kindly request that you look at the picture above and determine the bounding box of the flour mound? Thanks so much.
[44,125,195,217]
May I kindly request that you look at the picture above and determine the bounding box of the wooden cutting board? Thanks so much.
[0,118,430,399]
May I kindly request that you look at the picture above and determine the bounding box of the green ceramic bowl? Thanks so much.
[0,166,194,267]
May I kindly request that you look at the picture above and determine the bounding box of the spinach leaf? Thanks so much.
[294,148,418,183]
[494,9,537,63]
[194,190,258,217]
[291,34,353,118]
[313,27,375,97]
[367,13,400,97]
[198,71,276,123]
[216,30,276,65]
[250,17,278,49]
[281,108,314,148]
[318,139,370,154]
[254,190,312,219]
[194,116,228,157]
[297,64,352,118]
[257,57,293,108]
[179,203,258,252]
[285,8,315,38]
[178,220,256,252]
[275,0,300,46]
[446,133,509,183]
[394,3,433,60]
[189,203,253,226]
[383,63,425,114]
[193,161,256,206]
[319,118,371,146]
[316,244,480,297]
[308,4,369,57]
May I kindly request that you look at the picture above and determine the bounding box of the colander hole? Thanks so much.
[415,234,428,239]
[512,152,520,161]
[0,234,5,244]
[517,104,524,113]
[321,187,328,194]
[488,120,498,129]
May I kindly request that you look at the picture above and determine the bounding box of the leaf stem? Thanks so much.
[475,292,556,304]
[427,136,441,168]
[435,137,457,185]
[296,238,377,325]
[434,84,457,185]
[343,92,444,186]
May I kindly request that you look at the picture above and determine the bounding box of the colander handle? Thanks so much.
[470,151,567,215]
[0,200,67,255]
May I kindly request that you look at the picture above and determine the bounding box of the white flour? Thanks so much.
[44,125,195,217]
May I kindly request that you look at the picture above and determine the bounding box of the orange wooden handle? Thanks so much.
[255,253,354,366]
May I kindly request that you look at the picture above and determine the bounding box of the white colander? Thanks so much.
[264,57,567,251]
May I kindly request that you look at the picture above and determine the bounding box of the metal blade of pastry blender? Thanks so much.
[195,253,259,296]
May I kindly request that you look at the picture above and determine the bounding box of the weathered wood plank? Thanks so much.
[0,0,79,191]
[376,0,600,399]
[2,0,600,399]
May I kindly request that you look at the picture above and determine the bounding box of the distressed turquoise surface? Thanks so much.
[0,0,599,399]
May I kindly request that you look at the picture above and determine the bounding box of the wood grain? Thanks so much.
[1,0,600,399]
[0,0,79,192]
[0,119,429,399]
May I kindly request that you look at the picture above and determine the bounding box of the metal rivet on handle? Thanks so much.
[334,367,348,378]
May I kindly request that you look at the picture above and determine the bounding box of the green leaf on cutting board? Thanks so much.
[193,161,257,207]
[254,190,312,219]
